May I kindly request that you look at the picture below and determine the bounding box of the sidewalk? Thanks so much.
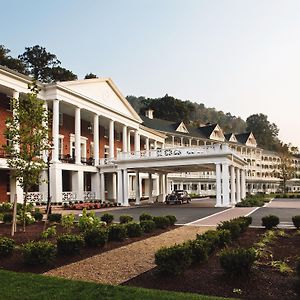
[44,226,213,285]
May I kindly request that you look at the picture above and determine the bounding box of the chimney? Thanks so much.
[145,108,154,119]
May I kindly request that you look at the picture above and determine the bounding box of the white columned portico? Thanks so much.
[75,107,81,164]
[236,168,241,203]
[50,164,62,203]
[221,163,230,207]
[93,114,99,165]
[52,99,60,162]
[135,170,141,205]
[91,172,101,199]
[117,170,123,205]
[109,119,114,158]
[123,169,129,206]
[215,163,222,207]
[100,172,105,201]
[134,129,140,152]
[122,125,127,152]
[241,169,246,199]
[230,165,236,205]
[148,173,153,203]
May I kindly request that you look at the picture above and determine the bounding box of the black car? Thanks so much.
[165,190,191,205]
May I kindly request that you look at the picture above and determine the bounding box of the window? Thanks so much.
[104,145,109,158]
[104,128,108,138]
[116,132,121,141]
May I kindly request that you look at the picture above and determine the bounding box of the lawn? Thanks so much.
[0,270,230,300]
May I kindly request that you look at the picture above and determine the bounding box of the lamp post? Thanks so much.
[46,147,54,216]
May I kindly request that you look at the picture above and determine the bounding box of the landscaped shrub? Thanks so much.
[217,220,241,240]
[155,244,192,275]
[48,213,62,223]
[108,224,127,242]
[165,215,177,226]
[3,213,13,223]
[292,216,300,229]
[153,216,170,229]
[41,226,57,239]
[140,220,156,233]
[22,241,56,265]
[78,209,103,233]
[125,222,143,237]
[219,247,257,276]
[197,230,220,254]
[61,213,75,232]
[83,227,108,247]
[186,239,208,263]
[261,215,280,229]
[236,197,264,207]
[0,237,15,257]
[296,257,300,278]
[139,213,153,222]
[100,213,114,224]
[217,229,232,247]
[32,210,43,221]
[119,215,133,224]
[235,216,252,232]
[57,234,85,255]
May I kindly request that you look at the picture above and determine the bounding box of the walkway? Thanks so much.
[44,226,213,285]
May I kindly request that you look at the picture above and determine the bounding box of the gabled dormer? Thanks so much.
[175,122,189,134]
[225,133,238,143]
[245,132,257,147]
[236,132,257,148]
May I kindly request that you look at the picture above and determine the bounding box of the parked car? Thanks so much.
[165,190,191,204]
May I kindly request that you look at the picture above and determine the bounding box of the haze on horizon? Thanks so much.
[1,0,299,148]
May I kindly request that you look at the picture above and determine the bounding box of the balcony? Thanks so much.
[58,154,95,166]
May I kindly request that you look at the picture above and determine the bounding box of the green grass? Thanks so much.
[0,270,231,300]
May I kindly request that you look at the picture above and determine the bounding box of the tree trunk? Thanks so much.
[23,189,28,232]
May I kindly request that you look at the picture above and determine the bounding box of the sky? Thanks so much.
[1,0,300,147]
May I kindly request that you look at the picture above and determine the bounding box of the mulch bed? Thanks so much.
[0,222,174,274]
[124,228,300,300]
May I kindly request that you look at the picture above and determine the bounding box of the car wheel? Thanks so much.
[166,201,169,205]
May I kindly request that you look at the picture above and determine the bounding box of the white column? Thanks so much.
[196,140,199,146]
[164,174,169,197]
[189,138,192,147]
[135,170,140,205]
[134,129,140,152]
[91,172,101,199]
[172,136,175,146]
[241,169,246,199]
[39,170,48,200]
[75,107,81,164]
[215,163,222,207]
[149,173,153,202]
[123,169,129,206]
[109,119,114,158]
[127,129,131,152]
[236,168,241,203]
[117,170,123,205]
[100,172,105,201]
[145,137,149,151]
[42,101,48,163]
[112,173,117,200]
[122,125,127,152]
[222,163,230,207]
[230,165,236,205]
[52,99,60,162]
[49,164,62,203]
[72,170,84,200]
[180,137,183,146]
[93,114,99,165]
[154,140,157,149]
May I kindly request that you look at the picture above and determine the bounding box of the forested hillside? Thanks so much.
[126,94,247,134]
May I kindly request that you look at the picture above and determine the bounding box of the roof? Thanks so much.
[235,132,251,144]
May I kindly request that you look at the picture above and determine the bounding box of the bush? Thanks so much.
[48,213,62,223]
[261,215,280,229]
[217,229,232,247]
[32,210,43,221]
[57,234,84,255]
[235,216,252,233]
[0,237,15,257]
[296,257,300,278]
[165,215,177,226]
[83,227,108,247]
[153,216,170,229]
[119,215,133,224]
[126,222,143,237]
[3,213,13,223]
[292,216,300,229]
[219,247,257,276]
[218,220,241,240]
[155,244,192,275]
[78,210,102,233]
[140,220,156,233]
[22,241,56,265]
[139,213,153,222]
[61,213,75,232]
[100,213,114,224]
[41,226,57,239]
[197,230,220,254]
[186,239,208,263]
[236,197,264,207]
[108,224,127,241]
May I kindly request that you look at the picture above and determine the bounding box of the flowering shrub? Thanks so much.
[78,209,104,232]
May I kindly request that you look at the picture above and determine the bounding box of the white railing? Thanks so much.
[62,191,77,202]
[99,158,114,165]
[84,191,96,200]
[25,192,44,202]
[117,144,231,161]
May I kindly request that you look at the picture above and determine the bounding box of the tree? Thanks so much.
[276,144,296,193]
[84,73,98,79]
[0,45,27,74]
[246,114,279,150]
[51,66,77,82]
[4,82,51,231]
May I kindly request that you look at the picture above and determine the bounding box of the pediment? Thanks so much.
[176,122,189,133]
[209,124,225,141]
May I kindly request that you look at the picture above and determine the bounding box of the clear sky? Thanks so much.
[1,0,300,147]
